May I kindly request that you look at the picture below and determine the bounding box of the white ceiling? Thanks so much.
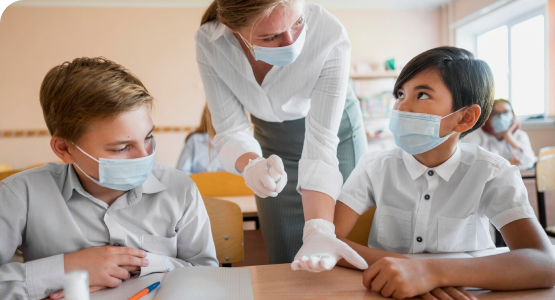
[11,0,455,10]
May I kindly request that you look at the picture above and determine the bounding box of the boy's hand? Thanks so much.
[64,246,149,288]
[363,257,439,299]
[420,287,476,300]
[48,285,106,300]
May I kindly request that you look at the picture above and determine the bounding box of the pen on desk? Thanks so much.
[128,281,160,300]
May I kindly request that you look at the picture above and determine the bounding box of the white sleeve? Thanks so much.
[337,155,375,215]
[0,182,65,300]
[482,164,537,229]
[296,30,351,200]
[512,130,537,169]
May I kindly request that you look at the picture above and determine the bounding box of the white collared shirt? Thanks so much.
[0,162,217,300]
[463,128,537,170]
[338,143,536,254]
[195,3,351,199]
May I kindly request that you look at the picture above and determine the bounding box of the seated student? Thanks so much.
[463,99,536,170]
[333,47,555,299]
[176,105,223,175]
[0,58,218,300]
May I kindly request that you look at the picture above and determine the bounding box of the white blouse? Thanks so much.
[463,128,537,170]
[195,3,351,200]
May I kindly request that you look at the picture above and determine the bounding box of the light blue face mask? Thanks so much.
[389,108,466,155]
[491,112,513,134]
[73,139,156,191]
[239,23,308,66]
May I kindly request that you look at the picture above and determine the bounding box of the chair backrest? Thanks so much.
[202,196,244,265]
[536,152,555,193]
[190,171,253,197]
[539,146,555,159]
[346,207,376,246]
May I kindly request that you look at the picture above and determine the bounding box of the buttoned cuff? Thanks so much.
[140,253,171,277]
[296,159,343,200]
[217,136,262,175]
[490,205,537,229]
[26,254,65,300]
[337,192,370,215]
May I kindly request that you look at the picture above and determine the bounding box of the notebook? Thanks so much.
[90,267,254,300]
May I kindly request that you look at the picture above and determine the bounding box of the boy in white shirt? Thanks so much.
[333,47,555,299]
[0,57,218,300]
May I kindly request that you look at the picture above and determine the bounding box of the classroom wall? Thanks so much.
[0,4,442,169]
[549,0,555,116]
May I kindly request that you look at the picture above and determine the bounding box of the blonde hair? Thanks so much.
[200,0,294,33]
[186,105,215,142]
[40,57,153,143]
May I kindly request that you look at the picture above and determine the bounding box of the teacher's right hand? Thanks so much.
[242,154,287,198]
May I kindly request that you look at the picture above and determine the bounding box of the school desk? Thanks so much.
[218,195,259,228]
[247,263,555,300]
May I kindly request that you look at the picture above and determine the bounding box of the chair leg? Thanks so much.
[537,191,547,229]
[222,263,232,267]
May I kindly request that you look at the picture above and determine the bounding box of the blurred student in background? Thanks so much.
[464,99,536,169]
[176,105,224,174]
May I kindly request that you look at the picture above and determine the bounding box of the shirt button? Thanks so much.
[428,170,434,176]
[416,237,423,243]
[424,194,430,200]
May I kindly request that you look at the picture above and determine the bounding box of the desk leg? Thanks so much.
[538,191,547,229]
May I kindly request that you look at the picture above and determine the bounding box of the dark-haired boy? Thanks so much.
[334,46,555,299]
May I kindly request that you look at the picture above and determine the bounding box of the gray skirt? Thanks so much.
[251,87,367,264]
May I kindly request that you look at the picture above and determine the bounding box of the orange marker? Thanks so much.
[128,281,160,300]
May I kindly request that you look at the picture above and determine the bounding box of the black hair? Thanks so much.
[393,46,495,138]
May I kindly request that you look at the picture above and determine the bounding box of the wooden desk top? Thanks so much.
[246,264,555,299]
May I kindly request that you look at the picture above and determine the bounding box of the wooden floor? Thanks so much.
[235,228,269,267]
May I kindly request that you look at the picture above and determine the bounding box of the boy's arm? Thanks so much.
[431,218,555,290]
[140,186,218,277]
[334,202,407,270]
[0,182,66,300]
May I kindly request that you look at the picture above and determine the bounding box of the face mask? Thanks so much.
[238,23,308,66]
[491,112,513,134]
[72,139,156,191]
[389,107,467,155]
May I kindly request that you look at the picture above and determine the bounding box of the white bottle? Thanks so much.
[64,270,90,300]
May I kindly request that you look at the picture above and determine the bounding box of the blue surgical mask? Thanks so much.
[238,23,308,66]
[389,108,466,155]
[73,139,156,191]
[491,112,513,134]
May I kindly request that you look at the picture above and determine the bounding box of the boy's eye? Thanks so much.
[113,145,129,153]
[418,92,430,100]
[263,35,278,42]
[145,134,154,141]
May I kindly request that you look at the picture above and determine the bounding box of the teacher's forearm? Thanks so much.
[235,152,261,173]
[301,190,335,223]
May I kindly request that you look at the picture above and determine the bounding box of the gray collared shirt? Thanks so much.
[0,162,218,300]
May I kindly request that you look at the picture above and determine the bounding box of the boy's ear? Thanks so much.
[50,136,75,164]
[454,104,481,133]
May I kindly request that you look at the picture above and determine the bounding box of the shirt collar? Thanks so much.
[401,146,462,182]
[62,165,167,202]
[209,21,228,42]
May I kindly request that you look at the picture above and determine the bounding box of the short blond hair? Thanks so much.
[40,57,154,143]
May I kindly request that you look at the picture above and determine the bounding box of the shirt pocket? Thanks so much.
[438,215,477,252]
[140,234,177,257]
[377,205,413,252]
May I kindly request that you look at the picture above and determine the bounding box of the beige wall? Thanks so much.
[0,5,442,169]
[451,0,500,23]
[549,0,555,116]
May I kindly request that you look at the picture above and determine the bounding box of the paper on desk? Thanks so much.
[91,273,165,300]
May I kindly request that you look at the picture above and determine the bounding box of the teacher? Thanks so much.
[195,0,368,271]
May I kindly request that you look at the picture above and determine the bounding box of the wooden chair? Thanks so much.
[190,171,259,228]
[536,146,555,237]
[346,207,376,246]
[202,196,244,267]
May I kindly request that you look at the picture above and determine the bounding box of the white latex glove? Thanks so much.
[242,154,288,198]
[291,219,368,272]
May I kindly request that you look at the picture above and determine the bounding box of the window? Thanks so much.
[476,12,546,118]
